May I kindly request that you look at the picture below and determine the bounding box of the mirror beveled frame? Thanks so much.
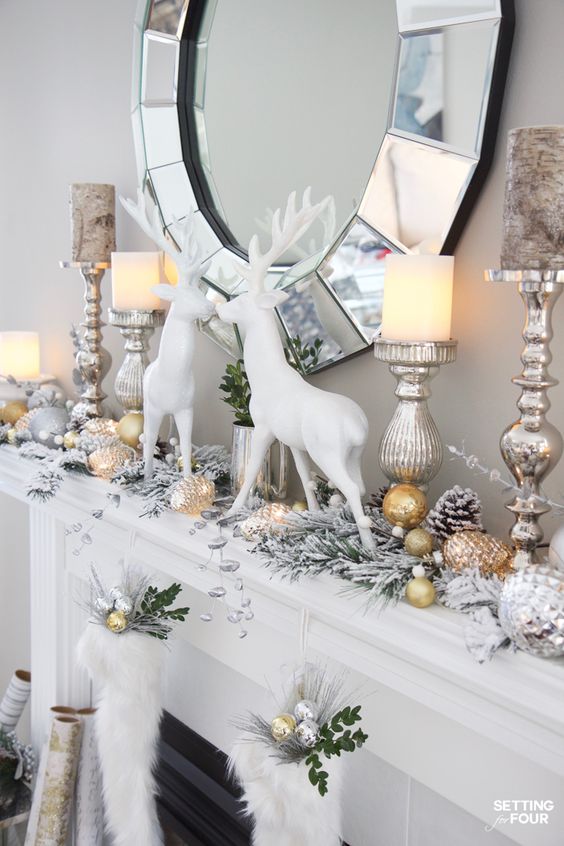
[132,0,514,373]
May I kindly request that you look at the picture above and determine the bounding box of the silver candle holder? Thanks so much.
[374,337,458,487]
[107,309,165,414]
[486,269,564,568]
[60,261,112,419]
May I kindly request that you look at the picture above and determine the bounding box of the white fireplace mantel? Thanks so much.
[1,445,564,846]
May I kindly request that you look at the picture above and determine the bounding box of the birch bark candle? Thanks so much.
[70,183,116,263]
[501,126,564,270]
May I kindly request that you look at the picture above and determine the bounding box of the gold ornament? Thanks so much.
[404,527,434,557]
[292,500,308,512]
[6,428,17,445]
[176,456,199,474]
[83,418,118,438]
[170,476,216,515]
[270,713,297,742]
[0,400,28,425]
[14,408,40,432]
[88,444,134,480]
[442,530,514,579]
[63,430,80,450]
[240,503,292,541]
[117,413,144,449]
[383,484,428,529]
[406,565,436,608]
[106,610,128,633]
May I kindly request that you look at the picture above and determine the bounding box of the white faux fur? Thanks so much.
[76,624,165,846]
[229,739,344,846]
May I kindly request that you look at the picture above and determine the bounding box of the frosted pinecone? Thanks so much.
[369,486,390,511]
[426,486,484,542]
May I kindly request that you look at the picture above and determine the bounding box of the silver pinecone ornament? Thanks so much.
[426,486,483,542]
[498,565,564,658]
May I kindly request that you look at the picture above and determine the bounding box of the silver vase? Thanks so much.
[230,424,288,501]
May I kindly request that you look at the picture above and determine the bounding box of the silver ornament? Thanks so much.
[29,407,70,449]
[109,587,123,603]
[499,565,564,658]
[294,700,319,723]
[295,718,319,748]
[95,596,113,614]
[114,595,133,615]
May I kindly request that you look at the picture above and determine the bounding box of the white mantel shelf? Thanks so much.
[1,445,564,782]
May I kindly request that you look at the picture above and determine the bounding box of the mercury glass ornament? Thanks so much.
[117,412,144,449]
[106,610,128,633]
[383,484,428,529]
[295,718,320,748]
[404,527,434,557]
[294,700,319,723]
[270,714,296,742]
[0,400,28,426]
[442,530,514,579]
[83,418,119,438]
[498,565,564,657]
[170,476,216,516]
[88,444,134,479]
[29,407,70,449]
[240,503,292,541]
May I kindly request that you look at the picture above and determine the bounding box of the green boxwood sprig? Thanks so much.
[305,705,368,796]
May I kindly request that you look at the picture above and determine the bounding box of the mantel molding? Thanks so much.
[1,446,563,780]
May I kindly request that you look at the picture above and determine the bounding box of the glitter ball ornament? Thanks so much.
[106,610,128,633]
[294,700,319,723]
[295,718,320,748]
[117,413,144,449]
[383,484,428,529]
[442,530,514,579]
[499,565,564,657]
[6,428,17,445]
[170,476,216,516]
[292,500,308,512]
[270,714,297,742]
[82,418,119,438]
[0,400,28,425]
[29,407,70,449]
[404,527,434,557]
[88,444,134,480]
[405,564,435,608]
[14,408,40,432]
[240,503,292,541]
[63,430,80,450]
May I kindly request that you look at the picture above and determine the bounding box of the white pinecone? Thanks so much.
[426,485,483,541]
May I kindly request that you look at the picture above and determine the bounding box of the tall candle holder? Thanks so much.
[485,269,564,568]
[60,261,111,419]
[374,338,457,487]
[107,308,165,414]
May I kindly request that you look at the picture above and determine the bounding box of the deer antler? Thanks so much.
[235,188,330,293]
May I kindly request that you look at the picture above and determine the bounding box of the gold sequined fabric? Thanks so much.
[442,530,514,579]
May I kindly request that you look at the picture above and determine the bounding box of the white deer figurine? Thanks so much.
[120,190,214,479]
[217,188,375,550]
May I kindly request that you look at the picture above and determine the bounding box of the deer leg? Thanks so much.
[310,450,374,552]
[291,448,319,511]
[348,445,367,497]
[226,427,275,515]
[143,404,161,480]
[174,408,194,479]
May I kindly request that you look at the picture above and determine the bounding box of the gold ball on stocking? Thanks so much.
[0,401,28,426]
[383,484,428,529]
[6,428,17,445]
[240,503,292,541]
[63,430,80,450]
[117,413,144,449]
[14,408,40,432]
[88,445,134,480]
[170,476,216,516]
[270,713,297,742]
[404,527,434,557]
[82,417,119,438]
[292,500,308,512]
[442,530,514,579]
[106,610,128,633]
[405,565,436,608]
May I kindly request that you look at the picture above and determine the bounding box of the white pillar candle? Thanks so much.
[380,255,454,342]
[111,252,162,310]
[0,331,41,380]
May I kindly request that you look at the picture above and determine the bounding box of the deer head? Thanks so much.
[217,188,330,327]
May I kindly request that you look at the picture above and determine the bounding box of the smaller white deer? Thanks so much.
[217,188,375,550]
[120,190,214,479]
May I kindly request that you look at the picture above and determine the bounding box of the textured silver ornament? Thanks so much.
[94,596,113,614]
[29,407,70,449]
[498,565,564,657]
[114,596,133,615]
[295,718,319,748]
[294,700,319,723]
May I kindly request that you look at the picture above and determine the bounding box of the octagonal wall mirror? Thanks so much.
[133,0,514,373]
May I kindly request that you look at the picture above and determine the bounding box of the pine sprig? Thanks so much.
[305,705,368,796]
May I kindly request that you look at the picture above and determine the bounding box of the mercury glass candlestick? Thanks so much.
[107,308,164,413]
[60,261,112,419]
[486,268,564,568]
[374,338,457,487]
